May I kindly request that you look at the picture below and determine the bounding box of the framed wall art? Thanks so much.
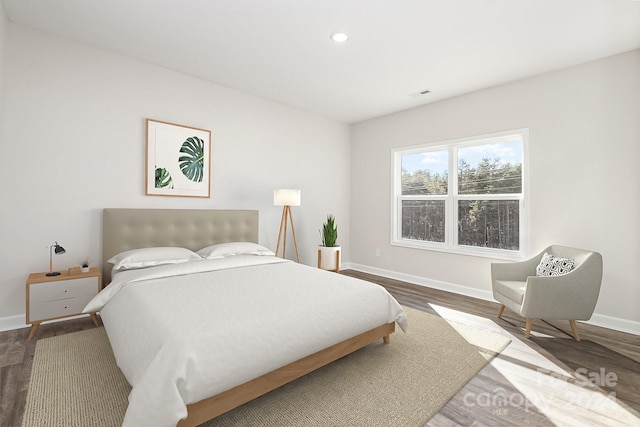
[146,119,211,198]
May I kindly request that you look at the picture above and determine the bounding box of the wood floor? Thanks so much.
[342,270,640,427]
[1,269,639,427]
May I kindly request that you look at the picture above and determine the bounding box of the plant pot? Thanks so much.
[81,267,89,273]
[318,245,341,272]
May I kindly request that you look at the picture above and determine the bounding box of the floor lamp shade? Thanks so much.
[274,189,301,206]
[274,189,301,262]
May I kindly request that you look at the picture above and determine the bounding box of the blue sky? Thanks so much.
[402,140,522,174]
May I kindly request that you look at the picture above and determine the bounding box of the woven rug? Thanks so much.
[22,307,510,427]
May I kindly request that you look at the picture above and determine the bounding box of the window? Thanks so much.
[392,129,528,259]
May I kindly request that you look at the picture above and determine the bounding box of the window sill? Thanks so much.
[391,240,526,261]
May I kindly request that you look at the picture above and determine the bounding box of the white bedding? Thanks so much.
[84,255,408,427]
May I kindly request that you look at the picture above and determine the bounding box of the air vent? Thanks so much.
[409,90,431,98]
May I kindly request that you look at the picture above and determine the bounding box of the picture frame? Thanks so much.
[146,118,211,198]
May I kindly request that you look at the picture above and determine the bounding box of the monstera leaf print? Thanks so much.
[155,167,173,188]
[179,136,205,182]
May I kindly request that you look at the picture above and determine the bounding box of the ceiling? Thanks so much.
[3,0,640,123]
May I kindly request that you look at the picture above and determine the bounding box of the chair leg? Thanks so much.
[525,318,532,338]
[569,320,581,341]
[497,304,505,318]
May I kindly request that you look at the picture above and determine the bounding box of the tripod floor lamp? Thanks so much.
[274,189,300,263]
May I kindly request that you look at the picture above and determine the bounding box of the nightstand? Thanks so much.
[25,267,102,340]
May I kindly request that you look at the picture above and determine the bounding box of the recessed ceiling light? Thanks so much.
[330,31,349,43]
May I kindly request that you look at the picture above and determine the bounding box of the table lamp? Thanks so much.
[46,241,66,276]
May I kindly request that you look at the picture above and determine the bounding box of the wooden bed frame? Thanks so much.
[102,208,395,426]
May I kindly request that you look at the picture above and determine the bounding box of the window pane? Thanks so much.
[458,200,519,250]
[458,140,522,194]
[401,150,448,195]
[402,200,445,242]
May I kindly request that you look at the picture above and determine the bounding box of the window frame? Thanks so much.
[391,129,529,260]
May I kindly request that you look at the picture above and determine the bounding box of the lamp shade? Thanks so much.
[274,189,301,206]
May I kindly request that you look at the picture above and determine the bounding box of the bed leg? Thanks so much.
[90,313,100,327]
[383,335,390,344]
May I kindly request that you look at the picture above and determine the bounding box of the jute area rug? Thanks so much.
[23,307,510,427]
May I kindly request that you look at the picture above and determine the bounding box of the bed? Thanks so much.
[85,208,408,427]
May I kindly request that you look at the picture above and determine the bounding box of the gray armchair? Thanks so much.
[491,245,602,341]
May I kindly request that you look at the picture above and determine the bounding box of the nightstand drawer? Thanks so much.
[29,294,95,322]
[29,277,98,303]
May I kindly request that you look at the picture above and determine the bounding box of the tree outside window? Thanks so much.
[393,130,527,258]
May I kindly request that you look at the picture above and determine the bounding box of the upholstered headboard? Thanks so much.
[102,208,259,284]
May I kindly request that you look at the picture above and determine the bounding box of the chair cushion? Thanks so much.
[536,252,575,276]
[493,280,527,304]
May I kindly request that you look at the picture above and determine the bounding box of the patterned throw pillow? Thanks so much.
[536,252,575,276]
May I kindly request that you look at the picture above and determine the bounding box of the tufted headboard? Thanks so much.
[102,208,259,284]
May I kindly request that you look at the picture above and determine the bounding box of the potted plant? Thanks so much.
[318,214,341,272]
[81,260,90,273]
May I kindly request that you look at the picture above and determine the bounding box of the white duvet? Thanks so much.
[84,255,407,427]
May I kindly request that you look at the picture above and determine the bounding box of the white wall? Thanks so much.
[0,4,5,133]
[351,49,640,332]
[0,24,350,329]
[2,21,637,335]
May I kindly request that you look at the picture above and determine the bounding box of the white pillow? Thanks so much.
[197,242,275,259]
[536,252,575,277]
[108,247,201,271]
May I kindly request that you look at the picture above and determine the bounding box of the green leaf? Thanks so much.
[320,214,338,247]
[155,167,173,188]
[179,136,205,182]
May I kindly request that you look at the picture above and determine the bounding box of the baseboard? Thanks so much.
[346,263,494,302]
[587,313,640,336]
[345,262,640,336]
[0,314,27,333]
